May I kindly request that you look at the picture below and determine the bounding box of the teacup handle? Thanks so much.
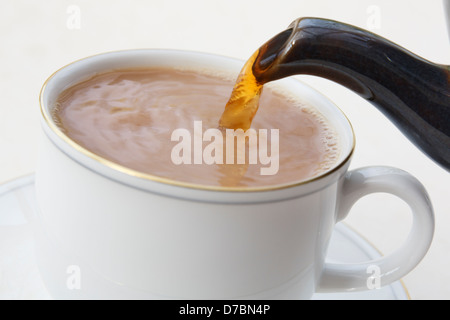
[317,166,434,293]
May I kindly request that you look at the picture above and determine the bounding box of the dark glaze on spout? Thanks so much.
[254,18,450,170]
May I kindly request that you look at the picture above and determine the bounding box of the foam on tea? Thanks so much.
[53,67,339,187]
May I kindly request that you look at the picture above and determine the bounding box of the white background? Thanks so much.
[0,0,449,299]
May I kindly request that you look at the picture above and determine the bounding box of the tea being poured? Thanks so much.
[219,51,263,131]
[220,17,450,170]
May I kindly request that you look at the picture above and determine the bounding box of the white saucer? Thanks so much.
[0,174,409,300]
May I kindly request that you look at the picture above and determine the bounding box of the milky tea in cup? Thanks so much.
[52,67,340,187]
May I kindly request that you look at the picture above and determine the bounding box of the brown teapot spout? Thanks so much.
[253,18,450,170]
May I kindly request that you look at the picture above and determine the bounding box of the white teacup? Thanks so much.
[36,49,434,299]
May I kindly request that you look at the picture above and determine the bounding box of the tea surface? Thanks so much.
[54,68,339,187]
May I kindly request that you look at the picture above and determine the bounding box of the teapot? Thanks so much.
[251,18,449,170]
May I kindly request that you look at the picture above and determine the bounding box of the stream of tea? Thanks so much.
[218,51,263,131]
[219,20,295,131]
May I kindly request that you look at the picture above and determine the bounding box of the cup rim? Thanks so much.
[39,49,356,193]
